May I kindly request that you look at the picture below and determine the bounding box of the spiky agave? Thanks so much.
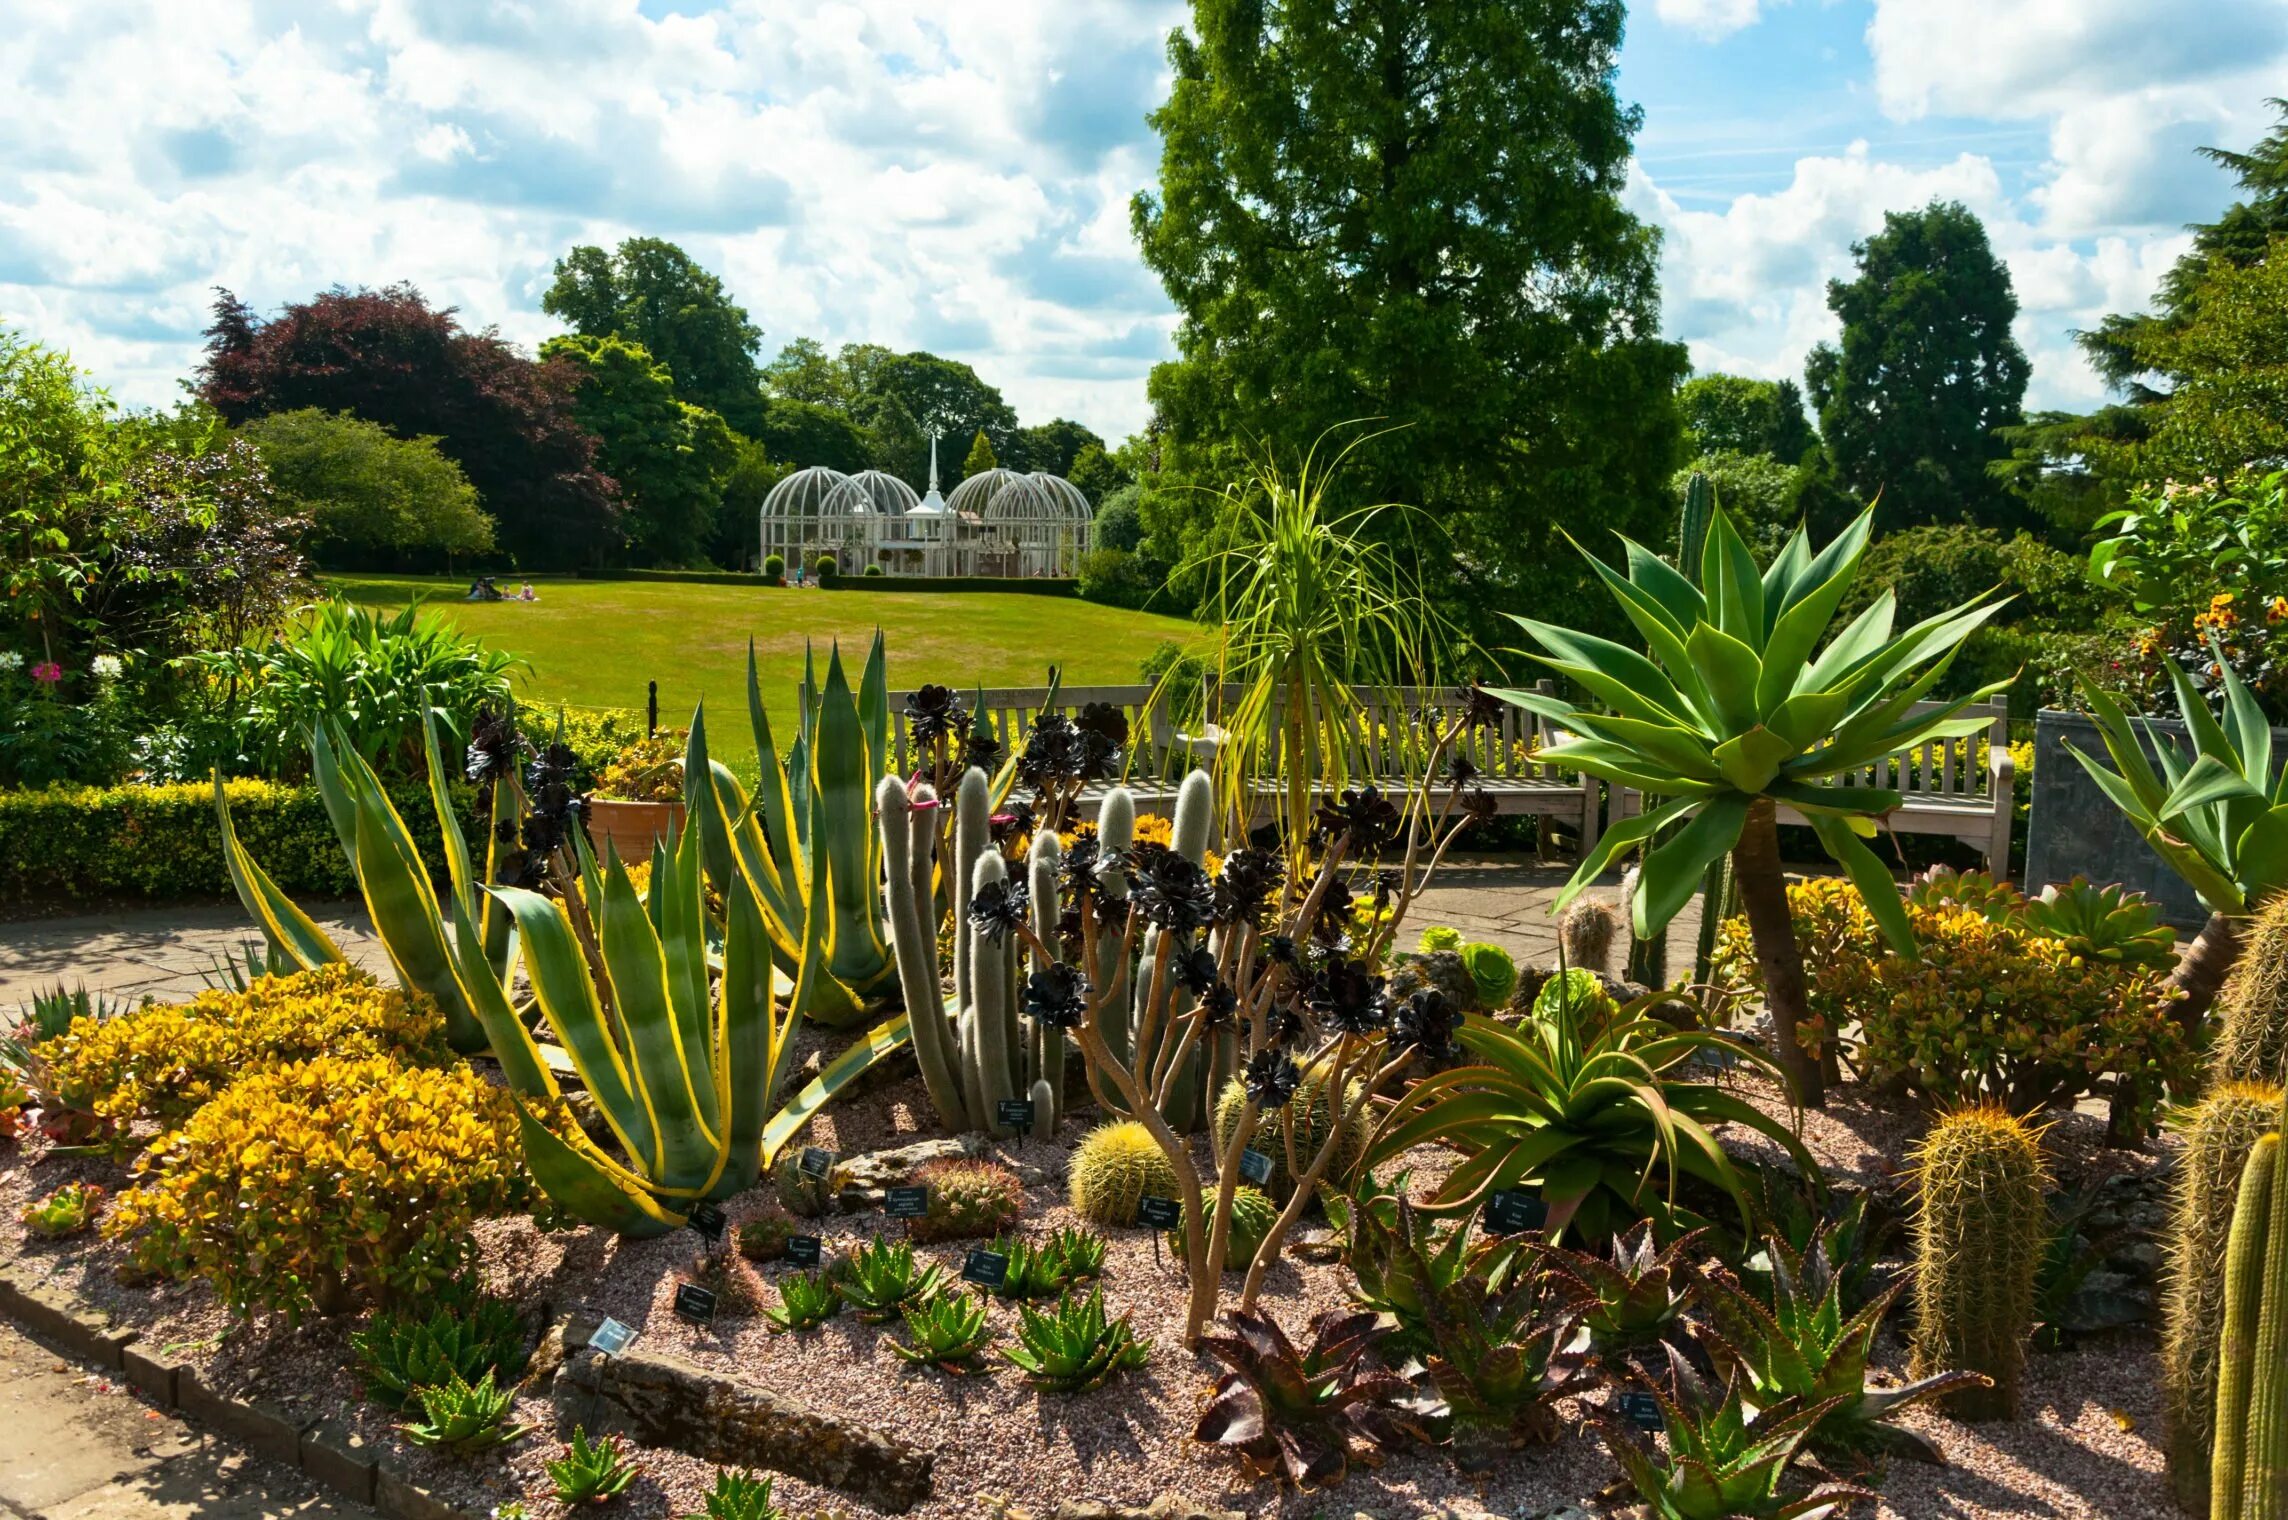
[1193,1309,1431,1488]
[1599,1348,1877,1520]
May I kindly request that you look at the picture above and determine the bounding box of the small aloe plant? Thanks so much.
[1600,1348,1877,1520]
[398,1370,527,1456]
[765,1269,842,1333]
[833,1237,946,1323]
[986,1227,1110,1300]
[889,1290,994,1374]
[692,1469,781,1520]
[1003,1287,1150,1392]
[1541,1221,1703,1360]
[1194,1308,1432,1487]
[548,1425,639,1504]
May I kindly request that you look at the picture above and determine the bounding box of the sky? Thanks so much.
[1,0,2281,444]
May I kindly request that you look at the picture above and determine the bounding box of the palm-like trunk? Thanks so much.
[1732,797,1825,1107]
[2168,910,2245,1036]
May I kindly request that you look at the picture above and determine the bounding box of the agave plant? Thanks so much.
[1416,1276,1598,1467]
[1600,1348,1876,1520]
[1500,502,2009,1102]
[215,704,911,1236]
[1002,1287,1150,1392]
[765,1270,841,1333]
[833,1237,945,1323]
[888,1290,994,1374]
[694,1469,782,1520]
[1193,1308,1431,1487]
[399,1370,527,1456]
[1540,1221,1703,1361]
[1692,1234,1986,1462]
[548,1425,638,1503]
[1345,1183,1531,1359]
[351,1297,529,1409]
[1366,987,1815,1243]
[2067,644,2288,1022]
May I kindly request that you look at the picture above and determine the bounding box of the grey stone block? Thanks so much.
[176,1369,310,1467]
[301,1418,379,1504]
[120,1343,179,1405]
[376,1467,470,1520]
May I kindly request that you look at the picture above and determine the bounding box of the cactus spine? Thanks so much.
[2166,1081,2285,1513]
[876,775,968,1131]
[1092,788,1136,1057]
[1068,1118,1180,1227]
[1155,771,1217,1130]
[1558,897,1617,977]
[1909,1104,2047,1421]
[1678,470,1714,578]
[1621,864,1667,988]
[2213,1130,2282,1520]
[2215,894,2288,1086]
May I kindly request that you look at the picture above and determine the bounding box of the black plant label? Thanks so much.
[885,1185,930,1219]
[1616,1389,1663,1430]
[799,1147,834,1179]
[1484,1188,1548,1234]
[1136,1194,1181,1229]
[1238,1149,1274,1185]
[962,1248,1010,1288]
[996,1098,1037,1130]
[673,1282,717,1327]
[687,1202,727,1244]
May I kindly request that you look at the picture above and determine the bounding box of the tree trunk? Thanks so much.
[1733,798,1824,1107]
[2168,911,2245,1037]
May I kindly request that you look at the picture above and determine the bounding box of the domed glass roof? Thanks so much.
[760,466,853,519]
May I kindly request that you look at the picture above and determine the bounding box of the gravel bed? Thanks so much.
[0,1053,2185,1520]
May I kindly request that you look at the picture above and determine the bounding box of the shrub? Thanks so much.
[109,1054,531,1317]
[37,965,447,1132]
[0,776,476,906]
[862,563,884,578]
[813,554,836,582]
[1076,547,1156,609]
[1067,1119,1180,1227]
[592,730,685,803]
[761,553,785,580]
[1716,878,2196,1125]
[517,706,645,787]
[907,1158,1024,1244]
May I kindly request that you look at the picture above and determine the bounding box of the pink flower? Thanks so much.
[30,661,62,685]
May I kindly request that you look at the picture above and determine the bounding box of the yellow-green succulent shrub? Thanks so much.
[108,1054,531,1316]
[37,965,448,1133]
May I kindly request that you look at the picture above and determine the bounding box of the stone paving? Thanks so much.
[0,856,1691,1013]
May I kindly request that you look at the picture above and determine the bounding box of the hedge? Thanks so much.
[820,576,1078,597]
[0,778,476,906]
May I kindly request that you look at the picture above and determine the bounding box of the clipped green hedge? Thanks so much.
[820,576,1078,596]
[0,779,476,906]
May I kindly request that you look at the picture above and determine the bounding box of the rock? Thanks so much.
[835,1135,986,1206]
[1386,950,1481,1013]
[531,1314,932,1513]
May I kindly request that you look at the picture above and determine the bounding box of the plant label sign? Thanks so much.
[1484,1188,1548,1234]
[1136,1194,1182,1229]
[589,1317,636,1356]
[1615,1390,1663,1430]
[799,1147,834,1179]
[962,1248,1010,1289]
[1238,1149,1275,1185]
[687,1202,727,1244]
[885,1185,930,1219]
[996,1098,1037,1130]
[785,1234,823,1268]
[673,1282,717,1327]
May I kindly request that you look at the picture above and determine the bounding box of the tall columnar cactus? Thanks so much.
[1620,865,1668,988]
[2215,894,2288,1086]
[1677,470,1714,579]
[1026,829,1064,1138]
[877,775,968,1133]
[951,767,990,1015]
[2166,1081,2286,1513]
[1092,789,1136,1046]
[1147,772,1217,1130]
[2212,1128,2283,1520]
[961,849,1021,1136]
[1909,1104,2047,1421]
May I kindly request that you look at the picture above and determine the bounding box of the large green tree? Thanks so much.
[1131,0,1685,641]
[1804,201,2029,531]
[759,339,1019,489]
[1678,374,1817,462]
[543,238,765,436]
[239,408,494,567]
[541,335,737,567]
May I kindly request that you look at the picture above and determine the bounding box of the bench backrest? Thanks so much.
[1823,698,2011,799]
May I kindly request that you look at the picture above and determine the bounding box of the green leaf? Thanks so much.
[2161,753,2265,817]
[1636,797,1751,936]
[1684,622,1764,734]
[760,1014,912,1165]
[214,772,343,973]
[514,1107,682,1238]
[1806,814,1916,958]
[1711,726,1797,793]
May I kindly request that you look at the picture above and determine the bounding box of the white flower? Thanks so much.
[91,653,124,680]
[0,650,21,672]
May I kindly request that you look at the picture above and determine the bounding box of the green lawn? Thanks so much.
[328,576,1203,760]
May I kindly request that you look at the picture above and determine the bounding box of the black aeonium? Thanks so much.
[1021,962,1090,1028]
[967,878,1031,943]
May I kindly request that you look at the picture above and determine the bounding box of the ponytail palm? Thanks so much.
[1497,504,2008,1104]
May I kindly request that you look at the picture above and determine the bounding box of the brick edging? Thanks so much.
[0,1266,478,1520]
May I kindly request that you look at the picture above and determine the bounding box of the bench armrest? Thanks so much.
[1987,741,2013,793]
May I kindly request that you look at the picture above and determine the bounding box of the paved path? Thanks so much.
[0,1318,364,1520]
[0,857,1691,1013]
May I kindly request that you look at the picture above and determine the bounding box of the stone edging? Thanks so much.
[0,1265,478,1520]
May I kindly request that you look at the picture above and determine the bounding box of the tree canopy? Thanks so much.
[1804,200,2029,531]
[542,334,738,568]
[542,238,765,436]
[239,408,494,567]
[197,285,618,568]
[761,339,1020,490]
[1131,0,1685,644]
[757,397,871,476]
[961,428,999,478]
[1678,374,1817,462]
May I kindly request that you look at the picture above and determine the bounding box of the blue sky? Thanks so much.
[1,0,2279,441]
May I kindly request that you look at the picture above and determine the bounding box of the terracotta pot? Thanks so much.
[585,798,687,864]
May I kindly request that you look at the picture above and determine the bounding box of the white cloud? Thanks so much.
[0,0,1187,439]
[1655,0,1764,43]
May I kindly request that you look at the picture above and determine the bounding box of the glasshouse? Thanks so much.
[759,443,1094,578]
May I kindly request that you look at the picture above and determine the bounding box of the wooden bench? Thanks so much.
[1611,697,2015,879]
[887,682,1602,856]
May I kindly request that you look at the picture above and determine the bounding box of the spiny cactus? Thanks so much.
[2165,1080,2285,1513]
[1558,897,1616,977]
[2212,1129,2282,1520]
[1169,1185,1278,1269]
[1026,828,1065,1137]
[1210,1071,1370,1202]
[1678,469,1714,579]
[1909,1104,2047,1421]
[771,1150,844,1218]
[877,774,969,1132]
[1621,864,1668,989]
[1068,1118,1180,1227]
[2215,893,2288,1086]
[684,1248,769,1319]
[908,1157,1025,1244]
[736,1204,797,1264]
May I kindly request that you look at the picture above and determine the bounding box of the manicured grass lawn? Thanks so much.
[328,576,1203,761]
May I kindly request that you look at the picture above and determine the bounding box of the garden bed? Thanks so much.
[0,1049,2184,1520]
